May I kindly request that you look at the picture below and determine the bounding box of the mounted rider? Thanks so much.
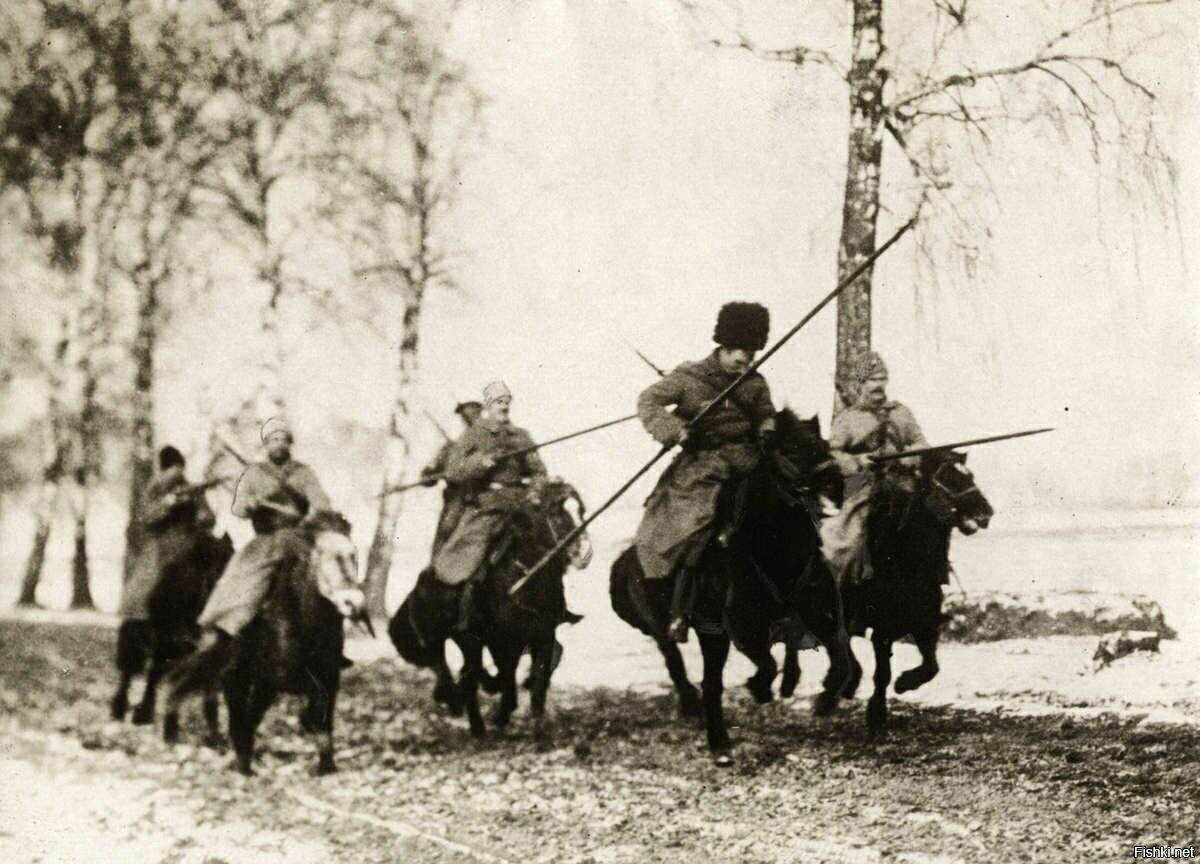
[421,400,484,557]
[119,446,217,621]
[635,302,776,642]
[432,381,550,630]
[196,417,333,641]
[821,351,929,585]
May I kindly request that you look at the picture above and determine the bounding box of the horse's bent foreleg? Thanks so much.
[797,581,851,716]
[895,627,940,694]
[866,632,893,735]
[654,638,701,718]
[698,632,733,764]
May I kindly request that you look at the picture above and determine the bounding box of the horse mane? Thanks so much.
[773,406,820,440]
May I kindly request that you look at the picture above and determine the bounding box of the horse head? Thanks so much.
[921,452,993,536]
[769,408,845,509]
[524,478,593,571]
[302,510,373,635]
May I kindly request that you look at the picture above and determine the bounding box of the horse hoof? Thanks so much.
[162,714,180,745]
[779,678,800,700]
[131,706,154,726]
[233,762,255,777]
[712,749,734,767]
[895,671,927,694]
[679,689,703,719]
[312,759,337,777]
[811,690,839,718]
[866,699,888,736]
[110,697,127,721]
[745,677,774,705]
[203,733,225,750]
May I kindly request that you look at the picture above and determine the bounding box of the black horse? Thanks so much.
[389,479,591,737]
[110,531,234,735]
[610,409,851,764]
[163,512,371,775]
[839,451,993,733]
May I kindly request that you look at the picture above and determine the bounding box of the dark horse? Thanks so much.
[610,409,851,764]
[839,451,993,734]
[389,479,592,737]
[162,512,371,775]
[110,531,234,735]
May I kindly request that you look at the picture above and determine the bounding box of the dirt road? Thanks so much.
[1,619,1197,863]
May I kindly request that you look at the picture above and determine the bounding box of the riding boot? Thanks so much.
[455,580,477,633]
[561,607,584,625]
[668,568,693,643]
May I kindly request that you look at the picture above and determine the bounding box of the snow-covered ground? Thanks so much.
[3,506,1197,724]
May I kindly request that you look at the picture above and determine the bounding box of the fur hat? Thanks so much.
[482,380,512,407]
[713,302,770,351]
[158,445,185,471]
[454,400,483,417]
[852,351,888,383]
[260,416,293,443]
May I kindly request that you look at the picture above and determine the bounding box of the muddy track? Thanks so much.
[1,620,1197,863]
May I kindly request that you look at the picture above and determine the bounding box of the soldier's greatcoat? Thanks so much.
[422,439,467,557]
[197,459,331,635]
[820,399,928,584]
[119,466,216,620]
[431,417,547,585]
[634,351,776,582]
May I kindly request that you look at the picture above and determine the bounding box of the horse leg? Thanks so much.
[131,639,165,725]
[895,627,940,694]
[654,638,701,718]
[111,621,146,721]
[866,632,893,736]
[224,680,254,775]
[528,638,556,720]
[432,648,465,716]
[779,640,801,699]
[698,632,733,765]
[310,676,338,776]
[843,639,863,698]
[457,638,486,738]
[233,679,274,776]
[489,647,520,730]
[797,583,852,716]
[201,687,223,748]
[733,622,777,706]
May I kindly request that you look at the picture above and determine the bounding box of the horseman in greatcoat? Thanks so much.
[421,400,484,558]
[432,381,549,630]
[635,302,777,642]
[821,351,929,585]
[196,417,333,642]
[120,446,217,621]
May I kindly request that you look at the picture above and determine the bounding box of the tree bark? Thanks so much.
[17,320,72,607]
[123,272,157,582]
[834,0,886,410]
[17,481,58,607]
[364,297,422,620]
[68,467,94,609]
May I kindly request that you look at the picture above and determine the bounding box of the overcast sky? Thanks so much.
[139,0,1199,518]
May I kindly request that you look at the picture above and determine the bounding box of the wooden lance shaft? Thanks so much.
[509,213,919,595]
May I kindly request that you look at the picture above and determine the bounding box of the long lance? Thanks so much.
[509,213,919,596]
[627,341,666,377]
[869,427,1054,463]
[378,412,640,497]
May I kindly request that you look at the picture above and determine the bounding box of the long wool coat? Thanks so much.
[198,458,332,635]
[431,417,547,585]
[820,399,928,583]
[634,352,776,582]
[119,467,216,620]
